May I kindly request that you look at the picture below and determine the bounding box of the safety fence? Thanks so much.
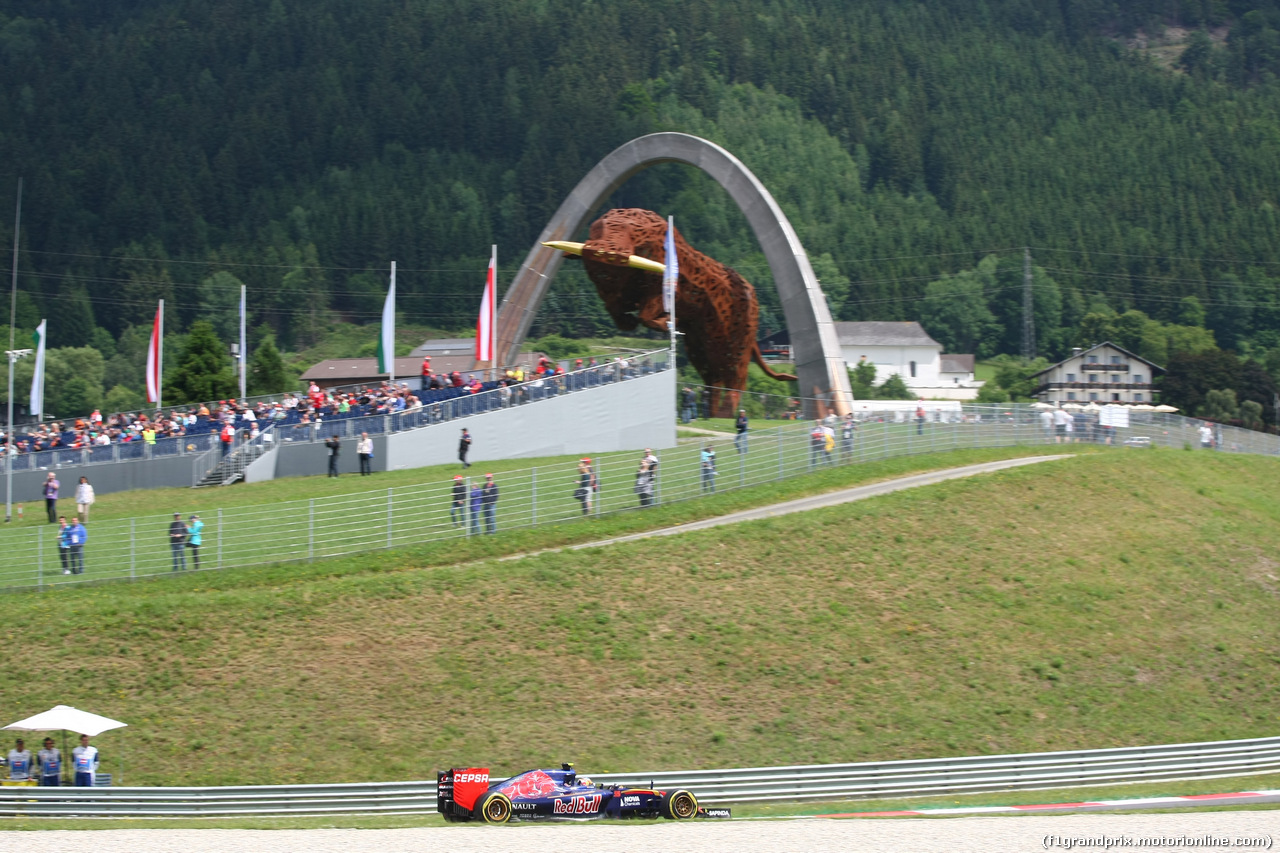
[0,735,1276,816]
[0,401,1276,592]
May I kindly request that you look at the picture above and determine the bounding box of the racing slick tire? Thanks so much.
[474,791,513,824]
[660,789,698,820]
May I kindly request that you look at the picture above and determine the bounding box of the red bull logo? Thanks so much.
[499,770,558,799]
[553,794,602,815]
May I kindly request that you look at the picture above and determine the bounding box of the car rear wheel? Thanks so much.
[660,789,698,820]
[475,791,513,824]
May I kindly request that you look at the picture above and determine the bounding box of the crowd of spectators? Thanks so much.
[1,354,660,461]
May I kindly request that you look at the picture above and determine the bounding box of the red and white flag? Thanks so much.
[146,300,163,404]
[476,245,496,363]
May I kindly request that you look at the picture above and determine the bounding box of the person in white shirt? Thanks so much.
[357,432,374,475]
[7,738,32,781]
[72,734,98,787]
[1052,407,1071,443]
[75,476,95,522]
[1199,423,1214,449]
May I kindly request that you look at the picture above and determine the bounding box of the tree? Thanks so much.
[197,271,247,344]
[248,335,288,395]
[917,270,1003,358]
[875,373,913,400]
[1161,349,1242,416]
[1201,388,1239,422]
[166,320,237,406]
[849,358,876,398]
[1240,399,1264,431]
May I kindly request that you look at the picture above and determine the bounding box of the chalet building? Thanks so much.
[834,321,983,400]
[1031,342,1164,405]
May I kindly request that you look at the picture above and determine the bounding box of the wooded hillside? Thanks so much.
[3,0,1280,415]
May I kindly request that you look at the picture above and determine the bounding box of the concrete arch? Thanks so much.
[495,132,852,415]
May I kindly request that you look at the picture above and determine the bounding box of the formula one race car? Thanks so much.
[437,764,731,824]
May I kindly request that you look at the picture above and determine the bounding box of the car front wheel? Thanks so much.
[660,789,698,820]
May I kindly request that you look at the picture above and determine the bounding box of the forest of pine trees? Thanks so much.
[3,0,1280,422]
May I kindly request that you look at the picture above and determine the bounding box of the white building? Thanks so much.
[1031,342,1163,405]
[834,321,983,400]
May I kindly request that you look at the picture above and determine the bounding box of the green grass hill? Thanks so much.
[1,448,1277,787]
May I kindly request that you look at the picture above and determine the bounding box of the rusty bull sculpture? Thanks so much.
[544,208,795,417]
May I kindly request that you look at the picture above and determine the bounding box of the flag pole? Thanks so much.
[239,284,247,401]
[6,178,23,523]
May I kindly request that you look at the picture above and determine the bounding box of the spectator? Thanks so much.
[357,431,373,475]
[735,409,749,454]
[1039,407,1054,442]
[915,403,926,435]
[574,460,592,515]
[36,737,60,786]
[57,516,71,575]
[469,481,483,535]
[823,421,836,464]
[67,516,87,575]
[481,473,498,534]
[186,514,203,570]
[841,413,858,461]
[8,738,32,782]
[75,476,95,522]
[1052,406,1070,444]
[809,421,825,468]
[451,475,467,527]
[634,458,654,508]
[459,428,472,468]
[169,512,188,571]
[325,434,341,477]
[72,735,97,787]
[1199,422,1213,449]
[42,472,59,523]
[220,421,234,457]
[701,444,717,493]
[680,387,696,424]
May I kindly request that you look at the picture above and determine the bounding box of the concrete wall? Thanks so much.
[273,434,389,479]
[6,453,197,503]
[387,368,675,470]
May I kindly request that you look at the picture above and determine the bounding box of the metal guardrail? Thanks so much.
[2,736,1277,817]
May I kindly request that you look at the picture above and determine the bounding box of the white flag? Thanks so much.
[29,319,46,419]
[476,246,496,363]
[377,262,396,379]
[663,216,678,319]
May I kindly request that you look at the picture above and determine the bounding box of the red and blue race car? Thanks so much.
[437,764,730,823]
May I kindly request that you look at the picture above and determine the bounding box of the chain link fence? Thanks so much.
[1,402,1275,592]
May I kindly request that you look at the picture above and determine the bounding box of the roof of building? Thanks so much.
[834,321,940,348]
[939,354,976,374]
[1030,341,1165,378]
[408,338,478,357]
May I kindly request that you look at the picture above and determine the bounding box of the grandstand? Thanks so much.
[2,352,676,498]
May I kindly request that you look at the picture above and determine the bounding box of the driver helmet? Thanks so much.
[577,775,593,787]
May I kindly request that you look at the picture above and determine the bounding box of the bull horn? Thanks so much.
[541,241,667,274]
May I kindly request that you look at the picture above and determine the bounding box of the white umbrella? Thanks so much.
[1062,402,1083,410]
[5,705,126,737]
[1084,402,1102,412]
[1153,404,1179,413]
[1029,402,1055,410]
[1130,404,1157,412]
[5,705,127,786]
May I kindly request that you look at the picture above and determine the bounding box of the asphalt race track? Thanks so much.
[4,811,1277,852]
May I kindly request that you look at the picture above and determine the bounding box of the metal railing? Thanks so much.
[0,401,1275,592]
[1,735,1276,817]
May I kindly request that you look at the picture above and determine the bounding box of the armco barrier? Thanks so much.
[2,736,1277,817]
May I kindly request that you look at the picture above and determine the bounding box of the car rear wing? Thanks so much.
[437,767,491,820]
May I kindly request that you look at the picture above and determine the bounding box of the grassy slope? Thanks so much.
[1,449,1277,788]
